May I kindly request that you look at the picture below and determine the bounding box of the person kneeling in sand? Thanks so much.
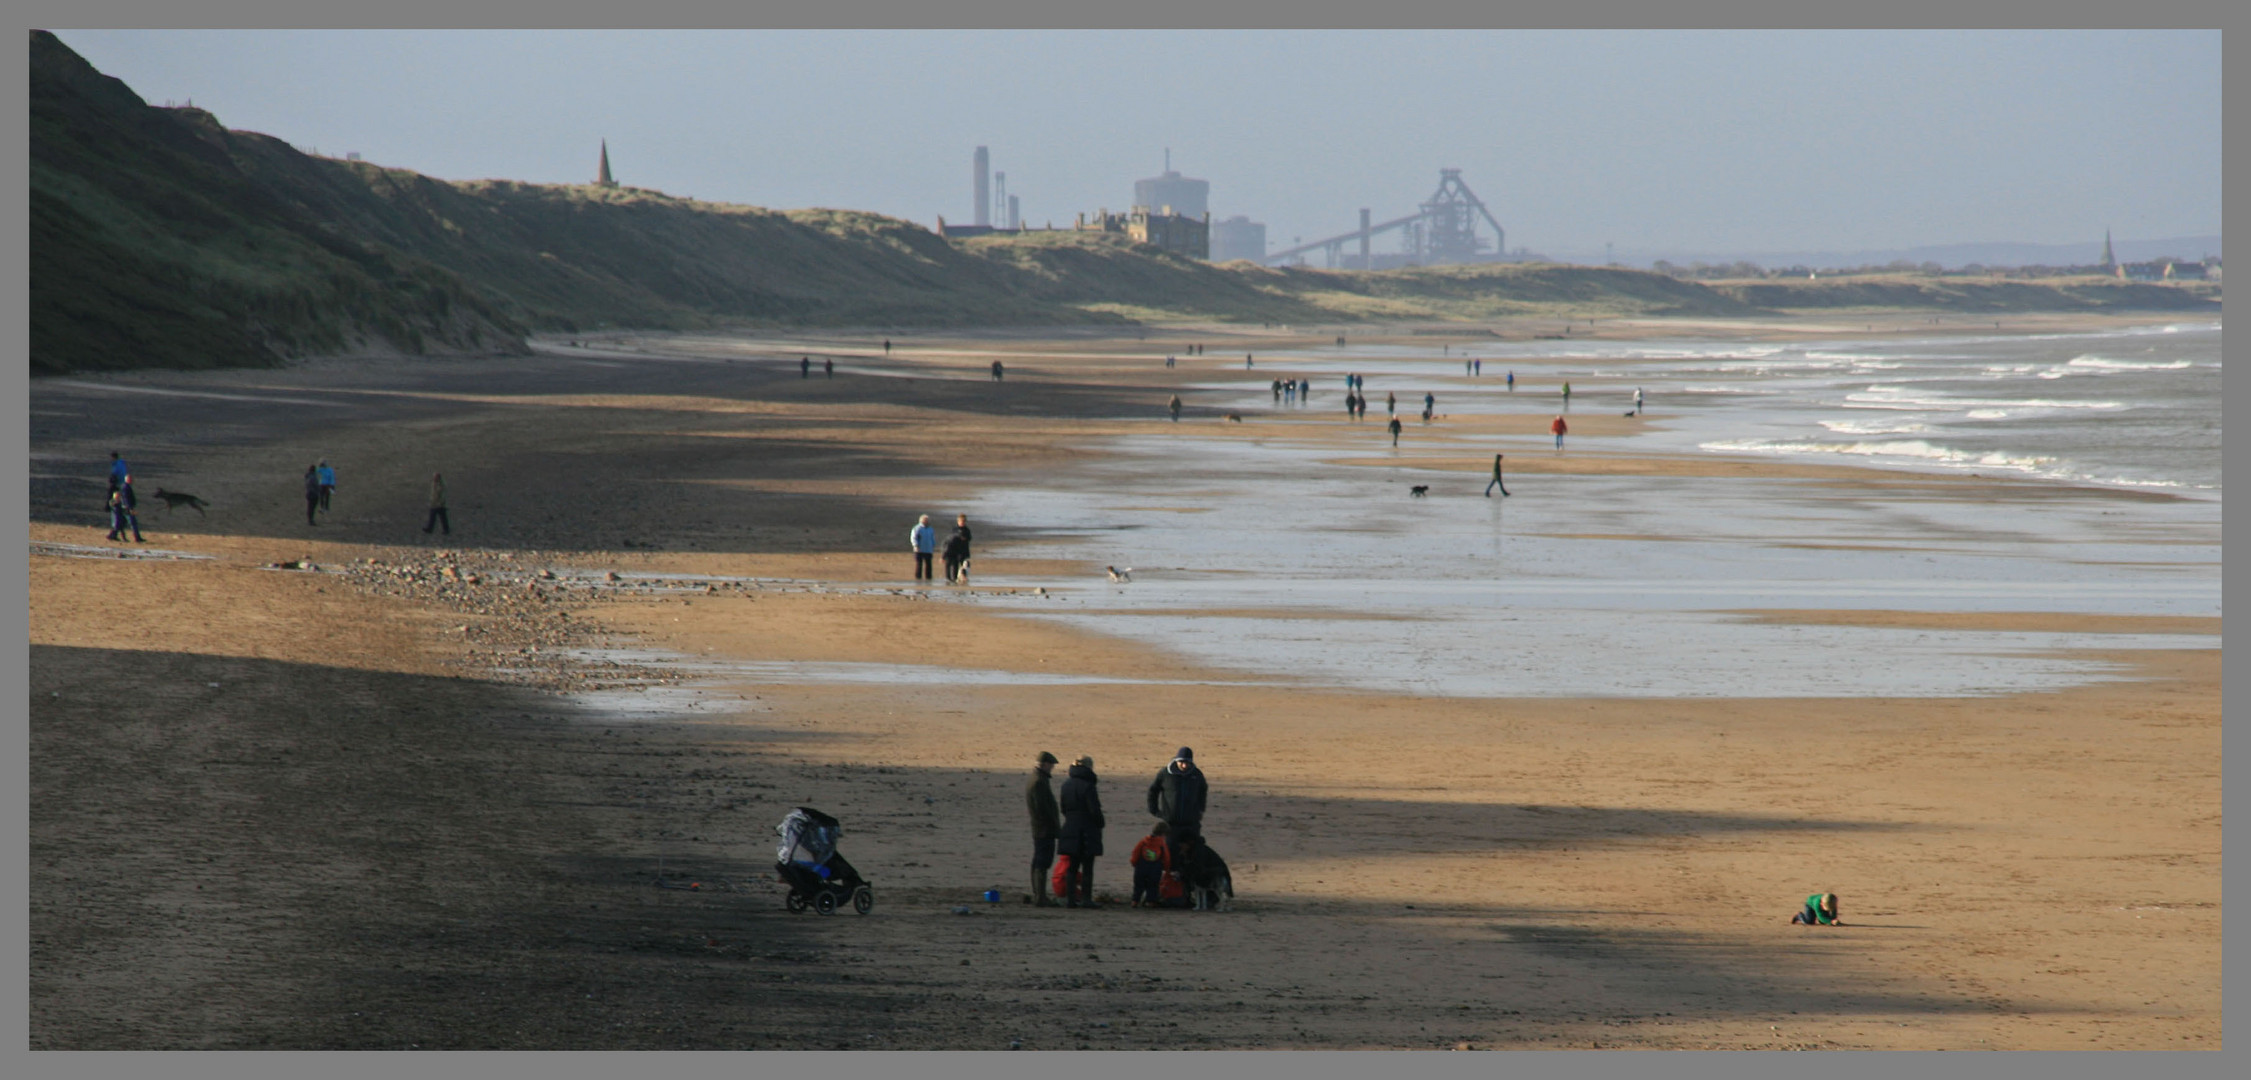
[1791,892,1842,925]
[1129,821,1177,908]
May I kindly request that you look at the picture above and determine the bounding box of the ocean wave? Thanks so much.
[1698,437,2215,493]
[1819,418,1930,435]
[2033,354,2200,379]
[1844,387,2128,412]
[1702,437,2056,470]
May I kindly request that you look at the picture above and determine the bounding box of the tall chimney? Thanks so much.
[973,146,990,227]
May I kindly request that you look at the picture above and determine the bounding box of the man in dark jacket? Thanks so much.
[1026,751,1061,907]
[942,515,973,584]
[1147,746,1208,860]
[1057,756,1105,908]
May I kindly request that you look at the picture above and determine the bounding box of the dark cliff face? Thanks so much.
[30,30,531,373]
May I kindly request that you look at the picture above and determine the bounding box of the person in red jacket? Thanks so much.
[1551,414,1568,450]
[1129,822,1173,908]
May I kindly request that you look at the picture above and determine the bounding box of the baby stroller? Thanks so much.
[774,806,873,915]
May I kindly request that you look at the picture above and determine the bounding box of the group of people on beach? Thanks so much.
[910,513,974,583]
[1026,746,1210,909]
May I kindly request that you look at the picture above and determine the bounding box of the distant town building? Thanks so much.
[1077,208,1210,260]
[597,139,616,188]
[1211,216,1268,262]
[1135,151,1209,222]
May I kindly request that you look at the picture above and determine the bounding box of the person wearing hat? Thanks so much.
[1056,755,1106,908]
[1146,746,1208,863]
[1026,751,1062,907]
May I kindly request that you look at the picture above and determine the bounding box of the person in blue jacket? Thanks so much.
[910,514,937,580]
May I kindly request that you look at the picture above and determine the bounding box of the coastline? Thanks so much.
[28,313,2221,1049]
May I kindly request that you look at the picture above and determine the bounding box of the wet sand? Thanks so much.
[27,315,2221,1050]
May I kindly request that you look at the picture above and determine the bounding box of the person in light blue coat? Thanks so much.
[910,514,937,580]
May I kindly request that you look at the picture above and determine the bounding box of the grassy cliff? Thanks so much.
[29,31,2218,375]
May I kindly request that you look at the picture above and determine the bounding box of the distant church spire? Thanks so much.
[597,139,616,188]
[2100,228,2115,269]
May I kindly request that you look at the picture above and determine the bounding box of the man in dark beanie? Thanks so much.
[1026,751,1062,907]
[1146,746,1208,861]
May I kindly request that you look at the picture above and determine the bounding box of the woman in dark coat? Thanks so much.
[1056,756,1106,908]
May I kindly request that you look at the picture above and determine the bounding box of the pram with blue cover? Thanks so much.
[774,806,872,915]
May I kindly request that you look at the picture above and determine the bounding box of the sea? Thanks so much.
[933,318,2223,700]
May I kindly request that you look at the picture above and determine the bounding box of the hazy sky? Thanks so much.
[54,29,2221,259]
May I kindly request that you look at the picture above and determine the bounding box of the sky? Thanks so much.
[53,29,2222,262]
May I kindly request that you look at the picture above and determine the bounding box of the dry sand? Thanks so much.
[27,317,2220,1050]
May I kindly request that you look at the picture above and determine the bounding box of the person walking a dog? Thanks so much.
[1485,453,1511,497]
[107,477,143,543]
[1026,751,1062,907]
[910,515,937,580]
[943,514,973,584]
[1058,755,1106,908]
[423,472,450,535]
[303,464,322,527]
[316,460,336,514]
[1146,746,1208,865]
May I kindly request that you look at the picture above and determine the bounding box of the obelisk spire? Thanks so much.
[2100,228,2115,270]
[597,139,616,188]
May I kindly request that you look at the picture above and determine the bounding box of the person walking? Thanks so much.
[108,476,144,542]
[1385,391,1396,417]
[1271,379,1282,403]
[1026,751,1062,907]
[1475,358,1483,376]
[1169,394,1182,422]
[943,514,973,584]
[316,460,336,514]
[910,515,937,580]
[1485,453,1511,497]
[108,452,128,497]
[1424,391,1436,417]
[1145,747,1208,865]
[1561,381,1572,409]
[1633,387,1644,415]
[423,472,451,535]
[825,358,834,378]
[1551,415,1568,450]
[883,338,892,356]
[1058,755,1106,908]
[801,356,811,378]
[1388,415,1403,447]
[991,360,1005,382]
[1506,370,1515,392]
[303,464,322,526]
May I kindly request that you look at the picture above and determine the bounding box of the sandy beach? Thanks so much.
[28,314,2220,1050]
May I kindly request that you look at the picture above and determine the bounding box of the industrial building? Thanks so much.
[1211,215,1268,262]
[1076,208,1209,260]
[1134,152,1209,221]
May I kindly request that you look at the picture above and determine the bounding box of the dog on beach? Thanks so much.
[1178,841,1233,912]
[150,489,209,515]
[1409,485,1429,497]
[1225,413,1242,423]
[1106,566,1133,583]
